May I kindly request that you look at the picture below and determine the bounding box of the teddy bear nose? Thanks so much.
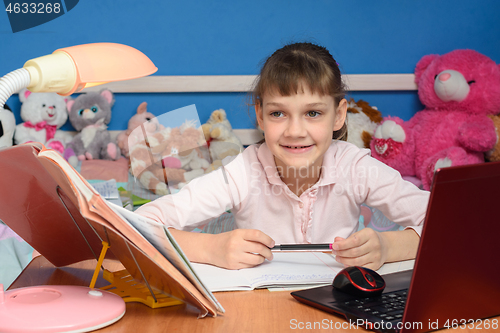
[438,73,451,81]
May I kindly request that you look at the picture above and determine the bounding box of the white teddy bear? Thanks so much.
[14,88,72,153]
[0,104,16,148]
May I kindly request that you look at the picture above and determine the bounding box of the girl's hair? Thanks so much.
[251,42,348,141]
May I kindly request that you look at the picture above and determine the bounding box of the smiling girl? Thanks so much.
[136,42,429,270]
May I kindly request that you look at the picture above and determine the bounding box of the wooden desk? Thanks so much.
[9,256,498,333]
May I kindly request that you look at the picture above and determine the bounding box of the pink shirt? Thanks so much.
[136,141,429,244]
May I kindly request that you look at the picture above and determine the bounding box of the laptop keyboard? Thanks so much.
[342,290,408,322]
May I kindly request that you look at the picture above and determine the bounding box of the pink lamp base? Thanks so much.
[0,285,125,333]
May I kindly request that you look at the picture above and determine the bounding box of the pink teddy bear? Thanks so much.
[371,50,500,190]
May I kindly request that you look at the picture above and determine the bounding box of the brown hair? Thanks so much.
[251,42,348,141]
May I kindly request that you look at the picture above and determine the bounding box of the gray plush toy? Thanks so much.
[64,89,120,166]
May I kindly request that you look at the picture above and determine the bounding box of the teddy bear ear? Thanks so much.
[66,99,75,112]
[100,89,115,106]
[137,102,147,114]
[18,88,31,103]
[414,54,439,84]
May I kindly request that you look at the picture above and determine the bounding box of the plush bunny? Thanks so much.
[117,101,164,158]
[64,89,120,166]
[14,89,71,153]
[371,50,500,190]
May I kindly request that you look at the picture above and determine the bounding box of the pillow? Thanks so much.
[80,157,129,183]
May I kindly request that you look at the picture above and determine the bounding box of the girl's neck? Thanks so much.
[275,158,323,197]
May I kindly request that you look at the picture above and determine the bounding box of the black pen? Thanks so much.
[270,243,333,252]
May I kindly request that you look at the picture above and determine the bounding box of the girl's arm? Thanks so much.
[169,228,275,269]
[330,149,427,270]
[135,151,276,269]
[329,147,429,270]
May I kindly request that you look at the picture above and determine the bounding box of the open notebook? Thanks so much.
[192,252,415,292]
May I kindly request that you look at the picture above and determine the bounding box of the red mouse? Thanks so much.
[332,266,386,297]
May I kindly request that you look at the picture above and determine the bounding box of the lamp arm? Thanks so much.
[0,68,31,109]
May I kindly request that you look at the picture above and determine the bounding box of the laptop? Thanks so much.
[291,161,500,333]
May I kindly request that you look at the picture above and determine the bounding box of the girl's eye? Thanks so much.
[78,109,84,116]
[91,106,98,113]
[42,104,46,107]
[270,111,284,118]
[307,111,320,117]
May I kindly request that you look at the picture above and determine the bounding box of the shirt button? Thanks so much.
[299,202,304,208]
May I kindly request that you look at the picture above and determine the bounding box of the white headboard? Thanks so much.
[84,74,417,145]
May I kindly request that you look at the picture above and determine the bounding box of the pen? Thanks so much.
[270,243,333,252]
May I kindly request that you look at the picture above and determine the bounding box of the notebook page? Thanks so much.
[191,252,343,292]
[245,252,342,289]
[191,263,252,291]
[376,259,415,275]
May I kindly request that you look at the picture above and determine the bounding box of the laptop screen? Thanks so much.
[292,161,500,333]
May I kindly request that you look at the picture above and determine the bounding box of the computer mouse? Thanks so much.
[332,266,386,297]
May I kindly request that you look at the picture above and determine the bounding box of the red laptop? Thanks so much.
[291,161,500,333]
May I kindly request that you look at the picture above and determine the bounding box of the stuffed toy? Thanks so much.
[64,89,121,166]
[346,99,383,149]
[371,50,500,190]
[14,88,71,153]
[129,120,209,195]
[201,109,243,172]
[0,104,15,148]
[486,114,500,162]
[116,101,164,158]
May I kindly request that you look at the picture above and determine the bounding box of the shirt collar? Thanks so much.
[318,141,339,186]
[256,143,283,185]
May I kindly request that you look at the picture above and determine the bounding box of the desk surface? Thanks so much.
[9,256,498,333]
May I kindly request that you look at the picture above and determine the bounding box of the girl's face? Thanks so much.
[255,85,347,175]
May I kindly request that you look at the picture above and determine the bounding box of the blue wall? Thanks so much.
[1,0,500,131]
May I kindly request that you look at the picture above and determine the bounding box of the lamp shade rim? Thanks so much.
[55,43,157,94]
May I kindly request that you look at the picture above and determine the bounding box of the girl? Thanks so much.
[136,42,429,271]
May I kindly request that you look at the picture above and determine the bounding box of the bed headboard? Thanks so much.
[83,74,418,146]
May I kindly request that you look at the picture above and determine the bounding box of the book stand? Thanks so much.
[59,187,183,309]
[90,240,183,308]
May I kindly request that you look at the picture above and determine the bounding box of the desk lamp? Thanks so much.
[0,43,157,333]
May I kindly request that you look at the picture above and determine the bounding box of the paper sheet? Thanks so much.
[91,179,123,207]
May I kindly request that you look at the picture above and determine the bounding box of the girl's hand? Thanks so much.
[331,228,388,271]
[209,229,275,270]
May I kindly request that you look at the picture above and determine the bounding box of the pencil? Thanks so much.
[270,243,333,252]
